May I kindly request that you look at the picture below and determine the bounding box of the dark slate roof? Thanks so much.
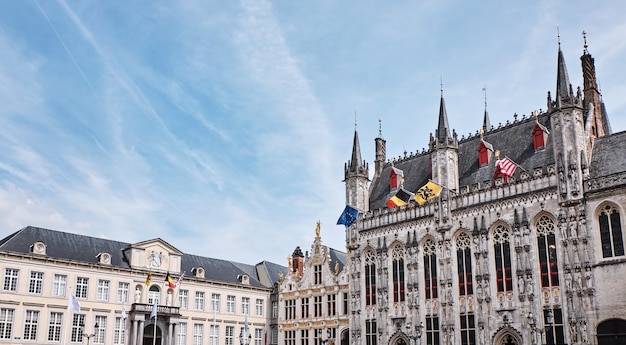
[589,130,626,179]
[0,226,131,267]
[328,247,347,273]
[0,226,285,288]
[369,114,555,209]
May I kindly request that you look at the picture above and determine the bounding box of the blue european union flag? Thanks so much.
[336,205,359,226]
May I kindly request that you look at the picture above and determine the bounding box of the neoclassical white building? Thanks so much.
[0,226,287,345]
[342,38,625,345]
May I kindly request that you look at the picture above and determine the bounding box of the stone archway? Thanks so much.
[493,328,523,345]
[143,323,163,345]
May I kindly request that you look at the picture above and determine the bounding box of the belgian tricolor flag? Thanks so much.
[386,188,413,208]
[165,272,176,288]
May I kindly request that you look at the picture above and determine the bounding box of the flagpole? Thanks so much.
[152,311,157,345]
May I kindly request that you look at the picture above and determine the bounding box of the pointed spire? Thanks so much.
[437,79,451,143]
[349,128,363,171]
[482,85,491,133]
[556,32,573,105]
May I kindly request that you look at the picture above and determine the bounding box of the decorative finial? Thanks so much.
[495,150,500,159]
[582,30,588,52]
[557,25,561,46]
[390,157,395,167]
[440,76,444,96]
[482,85,487,111]
[479,128,484,138]
[378,118,382,137]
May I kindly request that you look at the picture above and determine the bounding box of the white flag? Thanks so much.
[68,292,81,312]
[150,298,158,319]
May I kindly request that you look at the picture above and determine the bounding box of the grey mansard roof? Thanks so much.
[0,226,287,289]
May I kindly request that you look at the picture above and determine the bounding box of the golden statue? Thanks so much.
[315,220,321,237]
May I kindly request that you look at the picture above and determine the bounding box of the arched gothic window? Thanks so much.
[391,246,405,302]
[493,225,513,292]
[599,205,624,258]
[423,239,438,299]
[364,250,377,306]
[536,215,559,287]
[456,232,473,296]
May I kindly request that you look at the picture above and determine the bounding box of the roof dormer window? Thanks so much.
[478,139,494,167]
[533,122,550,151]
[192,267,205,278]
[389,166,404,190]
[97,252,112,265]
[31,241,46,255]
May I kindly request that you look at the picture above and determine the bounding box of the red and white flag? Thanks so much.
[496,157,517,176]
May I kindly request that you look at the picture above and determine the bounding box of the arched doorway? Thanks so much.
[493,329,522,345]
[597,319,626,345]
[340,328,349,345]
[143,324,163,345]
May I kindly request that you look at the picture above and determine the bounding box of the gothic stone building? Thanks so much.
[342,40,626,345]
[278,223,351,345]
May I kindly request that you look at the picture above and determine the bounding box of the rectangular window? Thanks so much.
[544,308,565,345]
[195,291,205,310]
[313,296,322,317]
[52,274,67,297]
[227,295,236,313]
[365,319,377,345]
[94,315,106,344]
[0,308,15,339]
[314,265,322,285]
[425,316,440,345]
[76,277,89,298]
[255,328,263,345]
[177,323,187,345]
[97,280,110,301]
[285,299,296,320]
[256,299,264,316]
[71,314,86,343]
[242,297,250,315]
[23,310,39,340]
[424,253,438,299]
[327,294,336,316]
[342,292,349,315]
[225,326,235,345]
[285,330,296,345]
[364,262,376,305]
[459,314,476,345]
[193,324,204,345]
[301,329,309,345]
[538,234,560,288]
[179,290,189,309]
[457,248,473,296]
[3,268,19,292]
[301,297,309,319]
[48,312,63,342]
[210,324,219,345]
[114,317,126,345]
[29,271,44,294]
[117,282,130,303]
[392,258,405,302]
[272,301,278,318]
[212,293,221,313]
[494,242,513,292]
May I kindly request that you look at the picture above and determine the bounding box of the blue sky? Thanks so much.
[1,1,625,265]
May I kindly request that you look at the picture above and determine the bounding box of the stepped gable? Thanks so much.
[458,113,554,187]
[588,130,626,179]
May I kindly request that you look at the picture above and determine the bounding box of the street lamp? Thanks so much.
[79,322,99,345]
[239,329,252,345]
[545,310,554,345]
[405,322,424,345]
[528,310,554,345]
[318,328,332,345]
